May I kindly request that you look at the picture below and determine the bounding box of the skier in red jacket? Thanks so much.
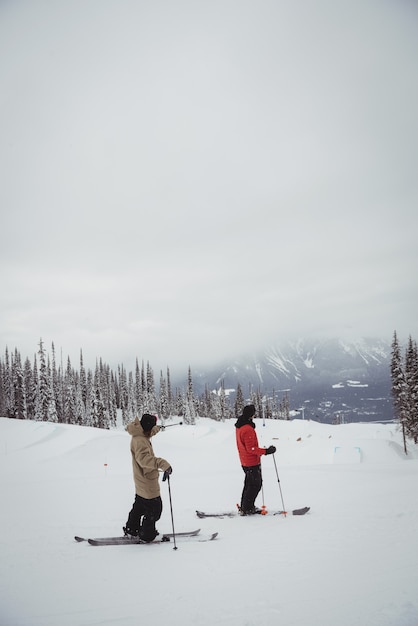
[235,404,276,515]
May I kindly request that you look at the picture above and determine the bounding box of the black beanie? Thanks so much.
[140,413,157,432]
[242,404,256,420]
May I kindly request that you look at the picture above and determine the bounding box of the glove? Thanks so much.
[265,445,276,455]
[162,467,172,481]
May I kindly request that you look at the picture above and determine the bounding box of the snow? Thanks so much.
[1,416,418,626]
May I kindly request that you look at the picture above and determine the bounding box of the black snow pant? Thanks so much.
[240,464,262,512]
[125,494,162,542]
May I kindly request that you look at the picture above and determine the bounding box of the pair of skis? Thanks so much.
[74,528,218,546]
[196,506,310,518]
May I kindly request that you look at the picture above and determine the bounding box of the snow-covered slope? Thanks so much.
[1,416,417,626]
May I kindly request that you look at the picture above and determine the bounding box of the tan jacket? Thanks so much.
[126,417,171,499]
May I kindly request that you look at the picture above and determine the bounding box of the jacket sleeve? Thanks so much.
[241,428,266,457]
[133,439,170,477]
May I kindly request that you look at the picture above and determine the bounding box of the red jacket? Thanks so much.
[235,422,266,467]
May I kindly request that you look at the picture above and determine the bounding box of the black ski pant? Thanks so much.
[126,494,162,542]
[240,464,262,512]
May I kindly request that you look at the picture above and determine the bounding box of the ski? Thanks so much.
[196,510,235,519]
[86,532,218,546]
[74,528,201,543]
[274,507,310,516]
[196,507,310,518]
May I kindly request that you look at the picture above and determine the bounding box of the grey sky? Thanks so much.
[1,0,417,373]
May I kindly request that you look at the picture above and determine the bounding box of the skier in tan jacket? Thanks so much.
[124,413,172,542]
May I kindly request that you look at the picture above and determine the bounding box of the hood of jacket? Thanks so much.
[235,415,256,429]
[126,416,160,438]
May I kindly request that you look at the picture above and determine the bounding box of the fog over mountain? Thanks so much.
[189,336,393,423]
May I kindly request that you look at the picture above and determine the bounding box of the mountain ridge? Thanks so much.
[189,336,393,423]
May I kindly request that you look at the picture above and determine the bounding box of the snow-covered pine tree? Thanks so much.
[166,366,174,416]
[184,366,196,424]
[141,360,147,414]
[51,343,63,422]
[108,369,118,428]
[127,371,136,421]
[404,336,418,444]
[234,383,244,417]
[38,339,50,422]
[79,349,87,409]
[4,347,14,418]
[74,376,85,426]
[0,358,5,417]
[93,363,108,429]
[118,364,129,426]
[135,358,142,416]
[13,349,26,420]
[46,355,58,423]
[33,355,43,422]
[159,370,169,421]
[146,361,157,414]
[391,331,407,453]
[63,356,76,424]
[23,357,34,420]
[85,370,95,427]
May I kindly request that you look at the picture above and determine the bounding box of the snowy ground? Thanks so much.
[1,415,417,626]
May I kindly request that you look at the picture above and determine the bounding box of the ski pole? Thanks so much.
[165,474,178,550]
[272,454,287,516]
[161,422,183,429]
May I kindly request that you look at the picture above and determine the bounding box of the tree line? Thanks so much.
[0,339,290,429]
[391,331,418,451]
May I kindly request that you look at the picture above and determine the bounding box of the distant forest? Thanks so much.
[0,339,290,428]
[2,333,416,440]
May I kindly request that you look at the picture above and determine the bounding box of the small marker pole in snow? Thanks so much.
[165,474,178,550]
[272,454,287,516]
[260,474,268,515]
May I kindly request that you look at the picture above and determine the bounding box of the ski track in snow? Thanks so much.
[1,416,418,626]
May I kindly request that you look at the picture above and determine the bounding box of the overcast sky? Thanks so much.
[1,0,417,373]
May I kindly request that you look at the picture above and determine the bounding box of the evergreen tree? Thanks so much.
[184,366,196,424]
[119,364,129,425]
[38,339,50,422]
[135,358,142,416]
[108,370,118,428]
[391,331,405,422]
[74,376,85,426]
[0,359,5,417]
[166,366,173,416]
[79,349,87,408]
[140,360,147,413]
[13,349,26,419]
[404,336,418,443]
[33,356,43,421]
[23,357,34,420]
[63,356,76,424]
[146,361,157,413]
[85,370,95,427]
[159,371,169,421]
[234,383,244,417]
[391,331,408,452]
[199,384,214,419]
[4,347,14,418]
[127,371,136,421]
[218,379,228,421]
[51,343,63,421]
[93,364,108,429]
[46,355,58,423]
